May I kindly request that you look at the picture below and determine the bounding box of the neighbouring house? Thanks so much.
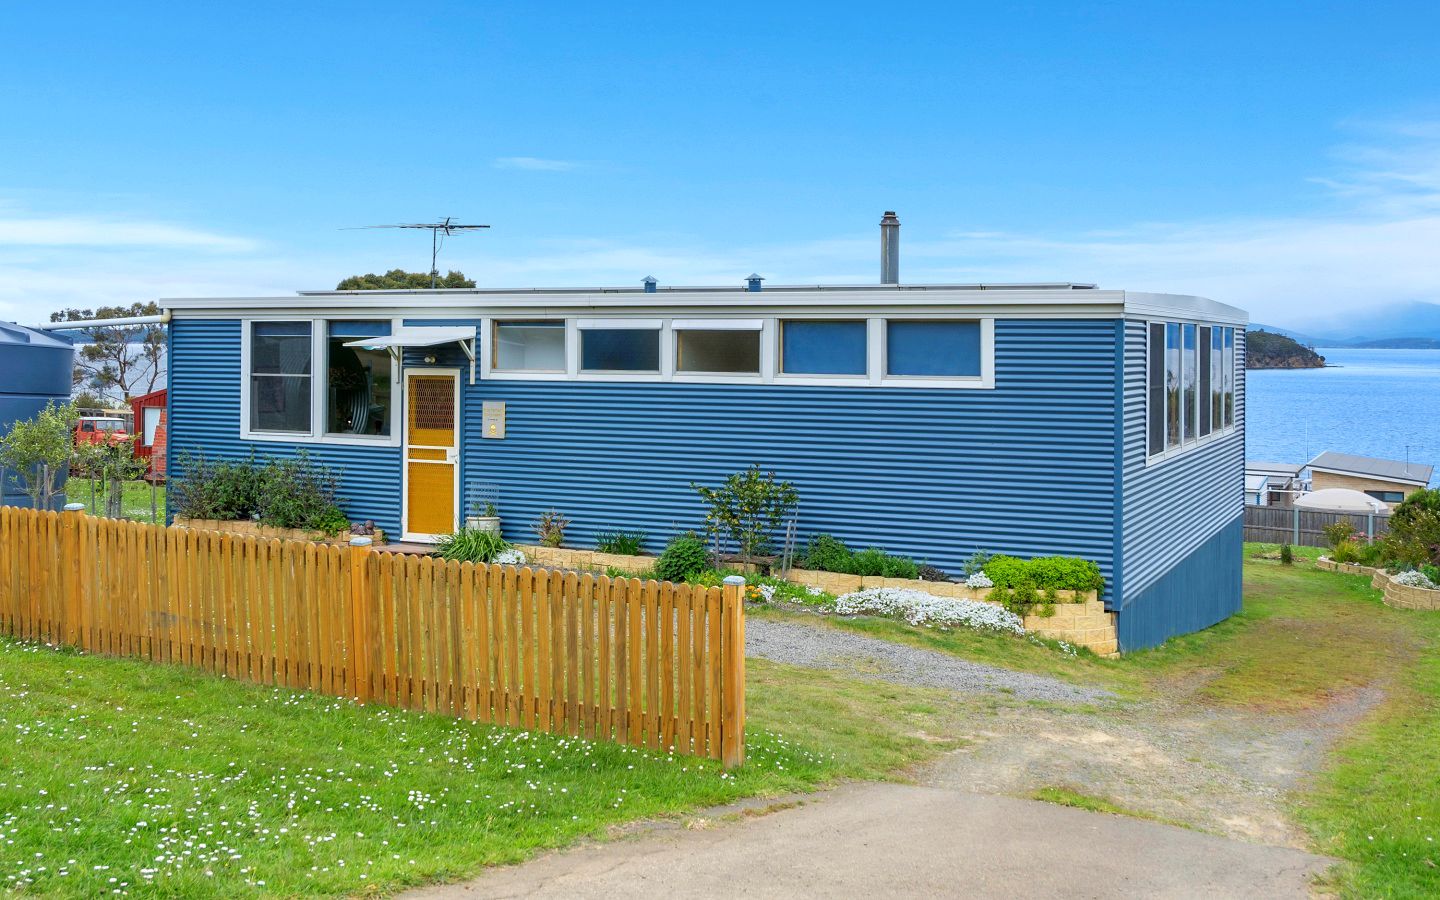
[0,323,74,509]
[130,387,168,478]
[156,219,1247,651]
[1245,460,1305,507]
[1306,451,1434,509]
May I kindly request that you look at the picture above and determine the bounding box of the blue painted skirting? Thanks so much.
[1116,512,1243,652]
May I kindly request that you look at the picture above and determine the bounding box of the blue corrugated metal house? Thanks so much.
[160,269,1247,651]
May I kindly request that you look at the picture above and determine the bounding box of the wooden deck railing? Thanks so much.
[0,506,745,766]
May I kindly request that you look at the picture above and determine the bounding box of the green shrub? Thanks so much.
[1332,539,1361,564]
[692,465,799,558]
[1280,543,1294,566]
[654,532,710,583]
[171,452,262,520]
[846,547,919,579]
[255,454,345,531]
[309,505,352,537]
[802,533,852,572]
[436,528,512,563]
[1384,488,1440,568]
[1357,540,1386,566]
[983,554,1103,593]
[961,550,993,579]
[595,529,647,556]
[1423,564,1440,584]
[1322,521,1358,551]
[916,563,949,582]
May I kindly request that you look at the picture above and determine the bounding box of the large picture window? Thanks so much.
[885,320,982,377]
[1147,320,1239,460]
[250,321,312,433]
[326,321,392,436]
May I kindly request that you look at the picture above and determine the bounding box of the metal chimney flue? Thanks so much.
[880,211,900,284]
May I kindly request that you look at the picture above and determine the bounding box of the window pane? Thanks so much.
[580,328,659,372]
[327,322,392,436]
[1148,323,1165,456]
[1182,324,1197,443]
[782,320,867,375]
[494,321,565,371]
[1164,323,1181,448]
[676,329,760,374]
[886,321,981,377]
[1211,327,1224,431]
[1223,328,1235,427]
[1198,326,1213,437]
[252,321,312,375]
[251,375,311,432]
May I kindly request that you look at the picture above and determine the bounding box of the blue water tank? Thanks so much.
[0,322,75,509]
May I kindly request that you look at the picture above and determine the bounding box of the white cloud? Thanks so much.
[492,156,582,172]
[0,213,256,250]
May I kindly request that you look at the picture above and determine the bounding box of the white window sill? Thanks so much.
[241,430,401,448]
[1145,426,1239,467]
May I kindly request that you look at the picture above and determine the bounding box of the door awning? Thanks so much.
[345,326,477,383]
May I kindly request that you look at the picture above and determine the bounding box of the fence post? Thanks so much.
[61,503,85,646]
[348,536,374,704]
[720,574,746,769]
[1292,507,1300,546]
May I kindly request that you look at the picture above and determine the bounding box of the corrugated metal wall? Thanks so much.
[1116,513,1244,652]
[1116,321,1246,650]
[402,317,1121,581]
[166,319,404,532]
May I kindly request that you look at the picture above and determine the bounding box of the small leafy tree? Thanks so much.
[50,302,167,403]
[1383,488,1440,568]
[336,269,475,290]
[691,465,799,560]
[74,436,150,518]
[0,401,78,509]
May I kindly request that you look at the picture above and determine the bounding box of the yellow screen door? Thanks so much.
[403,370,459,540]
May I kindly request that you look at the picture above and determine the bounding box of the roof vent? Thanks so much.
[745,274,764,292]
[880,211,900,285]
[642,276,657,294]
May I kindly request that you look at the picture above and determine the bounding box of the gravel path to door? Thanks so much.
[745,617,1114,705]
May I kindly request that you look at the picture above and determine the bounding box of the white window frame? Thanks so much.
[239,316,403,447]
[1144,318,1239,466]
[478,315,997,388]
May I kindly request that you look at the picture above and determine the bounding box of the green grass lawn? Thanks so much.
[0,641,968,897]
[64,477,165,523]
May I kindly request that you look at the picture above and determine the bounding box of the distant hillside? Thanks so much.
[1262,301,1440,347]
[1245,330,1326,369]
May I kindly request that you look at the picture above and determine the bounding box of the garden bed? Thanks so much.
[173,516,379,546]
[509,544,1119,656]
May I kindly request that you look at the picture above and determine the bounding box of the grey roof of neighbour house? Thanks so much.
[1246,460,1304,478]
[1306,451,1435,486]
[1245,474,1270,493]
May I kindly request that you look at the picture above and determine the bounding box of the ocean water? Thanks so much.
[1245,348,1440,483]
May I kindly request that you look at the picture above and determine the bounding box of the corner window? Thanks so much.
[326,321,392,436]
[1366,490,1405,504]
[580,327,660,372]
[250,321,312,433]
[885,320,981,377]
[675,328,760,374]
[781,320,867,375]
[1147,319,1239,461]
[494,321,565,371]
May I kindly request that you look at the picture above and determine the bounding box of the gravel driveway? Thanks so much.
[746,617,1113,705]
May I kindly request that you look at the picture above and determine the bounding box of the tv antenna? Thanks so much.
[345,217,490,287]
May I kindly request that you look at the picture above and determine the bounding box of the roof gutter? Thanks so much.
[27,311,172,330]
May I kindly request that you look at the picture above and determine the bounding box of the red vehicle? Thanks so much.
[74,416,130,446]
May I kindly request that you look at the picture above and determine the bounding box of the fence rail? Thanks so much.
[1242,504,1391,548]
[0,507,745,765]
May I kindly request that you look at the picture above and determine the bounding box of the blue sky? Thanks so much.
[2,1,1438,323]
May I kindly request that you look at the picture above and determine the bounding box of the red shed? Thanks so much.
[130,388,167,475]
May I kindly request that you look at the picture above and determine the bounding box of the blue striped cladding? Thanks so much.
[1117,513,1243,651]
[412,317,1122,581]
[1117,320,1246,650]
[166,319,404,532]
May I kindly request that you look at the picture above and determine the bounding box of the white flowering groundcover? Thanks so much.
[1393,570,1439,590]
[834,587,1025,635]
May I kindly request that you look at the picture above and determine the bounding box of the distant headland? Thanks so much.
[1245,330,1326,369]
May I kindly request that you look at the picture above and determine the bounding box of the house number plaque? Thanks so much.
[482,400,506,439]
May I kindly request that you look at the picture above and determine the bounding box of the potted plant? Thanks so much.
[465,500,501,534]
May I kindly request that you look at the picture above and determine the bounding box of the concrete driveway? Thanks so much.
[406,782,1331,899]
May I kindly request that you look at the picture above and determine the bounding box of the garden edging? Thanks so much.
[173,516,380,546]
[1353,566,1440,612]
[513,545,1120,656]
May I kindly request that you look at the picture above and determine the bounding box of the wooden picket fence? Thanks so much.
[0,506,746,765]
